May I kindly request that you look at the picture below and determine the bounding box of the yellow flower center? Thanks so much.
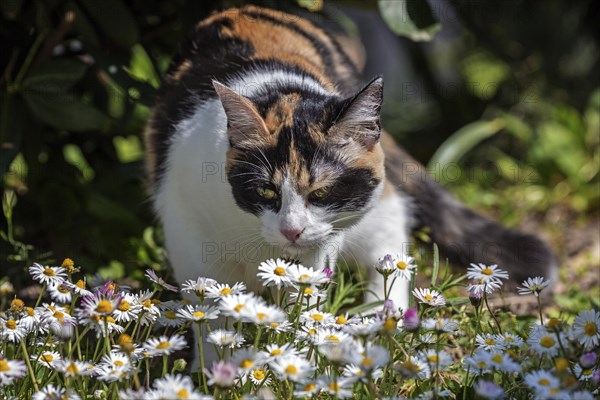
[10,299,24,312]
[555,358,569,372]
[324,335,339,343]
[491,354,503,363]
[274,266,286,276]
[156,341,170,349]
[477,361,488,368]
[303,384,316,392]
[564,375,577,387]
[58,286,69,294]
[48,305,56,311]
[582,369,592,376]
[66,363,79,374]
[285,365,297,375]
[177,389,189,399]
[485,338,496,345]
[61,258,74,268]
[427,355,439,363]
[106,316,116,324]
[193,311,205,319]
[118,334,133,346]
[53,311,65,321]
[329,382,340,392]
[0,360,10,372]
[299,274,310,281]
[550,388,559,395]
[43,268,55,277]
[547,318,561,329]
[396,261,407,270]
[304,288,314,295]
[241,359,253,369]
[219,287,232,295]
[41,353,54,362]
[152,299,161,305]
[584,322,597,336]
[6,319,17,330]
[76,280,85,289]
[384,318,396,332]
[481,268,493,276]
[253,369,266,380]
[256,312,267,322]
[308,328,316,335]
[234,304,244,313]
[114,360,124,367]
[540,336,555,348]
[336,316,347,324]
[118,300,130,312]
[26,307,35,316]
[96,300,113,313]
[362,357,374,367]
[404,360,420,372]
[424,294,433,301]
[142,299,152,308]
[504,336,514,342]
[165,311,177,319]
[310,313,323,321]
[538,378,550,386]
[270,322,279,329]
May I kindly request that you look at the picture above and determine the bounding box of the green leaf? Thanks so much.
[22,58,89,91]
[378,0,441,42]
[446,297,469,306]
[79,0,139,48]
[428,119,506,177]
[125,44,160,89]
[347,301,384,315]
[21,91,110,132]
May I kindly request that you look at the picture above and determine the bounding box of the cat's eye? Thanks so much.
[256,186,278,200]
[310,186,332,199]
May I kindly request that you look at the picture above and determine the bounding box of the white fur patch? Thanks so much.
[226,69,334,98]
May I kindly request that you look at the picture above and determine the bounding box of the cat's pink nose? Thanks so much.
[280,228,303,242]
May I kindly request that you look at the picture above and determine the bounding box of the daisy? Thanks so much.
[375,254,395,275]
[28,263,66,286]
[524,369,560,392]
[422,318,459,333]
[569,390,595,400]
[473,380,504,400]
[205,282,246,299]
[412,288,446,306]
[467,263,509,283]
[390,254,417,280]
[359,344,390,372]
[98,352,131,372]
[32,385,81,400]
[47,282,72,304]
[144,334,187,357]
[0,358,27,385]
[257,258,292,288]
[271,355,314,382]
[156,308,185,328]
[19,306,42,333]
[497,332,524,348]
[518,276,552,297]
[241,302,286,326]
[397,356,431,379]
[311,327,353,346]
[232,349,266,373]
[180,277,217,296]
[318,342,362,364]
[205,360,237,388]
[248,368,271,386]
[293,381,321,398]
[289,285,327,303]
[300,310,335,326]
[527,325,562,356]
[31,351,62,368]
[475,333,506,351]
[112,293,142,323]
[56,360,94,377]
[421,349,453,370]
[319,376,354,399]
[487,352,520,373]
[572,309,600,349]
[219,293,262,320]
[287,264,328,286]
[80,291,122,317]
[0,317,27,342]
[152,374,202,399]
[133,290,161,326]
[262,343,299,361]
[65,279,92,297]
[463,349,493,376]
[207,329,245,349]
[265,320,292,333]
[177,304,220,322]
[467,278,503,296]
[343,364,383,383]
[573,364,595,381]
[342,317,383,337]
[145,269,178,292]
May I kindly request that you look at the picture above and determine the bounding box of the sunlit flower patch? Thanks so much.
[0,255,597,399]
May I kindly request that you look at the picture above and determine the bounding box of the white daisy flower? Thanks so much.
[79,314,123,338]
[287,264,328,286]
[145,269,178,292]
[421,349,453,370]
[20,307,43,333]
[39,303,77,338]
[527,325,563,356]
[572,309,600,349]
[156,308,185,328]
[31,351,62,368]
[359,344,390,372]
[219,293,262,320]
[318,342,362,364]
[56,360,94,377]
[265,320,292,333]
[289,285,326,303]
[271,355,314,382]
[318,376,354,399]
[463,350,492,376]
[262,343,299,361]
[310,327,353,346]
[205,282,246,299]
[67,279,92,297]
[232,349,266,373]
[300,310,335,326]
[144,334,187,357]
[205,360,237,388]
[99,352,131,372]
[523,369,560,392]
[133,290,161,326]
[28,263,66,286]
[180,277,217,296]
[422,318,459,333]
[0,358,27,385]
[342,364,383,383]
[475,333,506,351]
[0,317,27,342]
[518,276,552,297]
[397,356,431,379]
[467,263,509,283]
[248,368,271,386]
[257,258,292,288]
[240,302,286,326]
[207,329,245,349]
[151,374,202,399]
[47,282,72,304]
[32,384,81,400]
[568,390,595,400]
[112,293,142,323]
[487,352,520,373]
[389,254,417,280]
[342,317,383,337]
[496,332,524,348]
[375,254,395,275]
[176,304,220,322]
[80,291,122,317]
[412,288,446,306]
[117,389,147,400]
[473,380,504,400]
[293,381,321,398]
[573,364,595,381]
[467,278,503,296]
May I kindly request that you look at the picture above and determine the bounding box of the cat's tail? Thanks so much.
[382,134,559,284]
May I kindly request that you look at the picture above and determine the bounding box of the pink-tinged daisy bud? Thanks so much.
[206,360,237,388]
[592,368,600,386]
[467,283,483,307]
[323,267,333,280]
[579,352,597,369]
[383,299,395,312]
[403,307,420,331]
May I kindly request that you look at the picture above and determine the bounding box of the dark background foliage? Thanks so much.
[1,0,598,293]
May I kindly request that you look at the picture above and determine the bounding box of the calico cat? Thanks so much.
[144,5,557,310]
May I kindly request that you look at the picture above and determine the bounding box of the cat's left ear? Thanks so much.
[329,76,383,149]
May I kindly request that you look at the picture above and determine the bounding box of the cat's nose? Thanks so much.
[280,228,304,242]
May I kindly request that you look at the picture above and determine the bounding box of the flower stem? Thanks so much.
[20,340,39,392]
[197,322,208,394]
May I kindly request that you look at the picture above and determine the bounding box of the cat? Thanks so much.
[144,5,558,311]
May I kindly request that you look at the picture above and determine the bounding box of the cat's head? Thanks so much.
[214,77,385,252]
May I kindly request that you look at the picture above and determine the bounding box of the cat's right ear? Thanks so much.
[213,81,270,148]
